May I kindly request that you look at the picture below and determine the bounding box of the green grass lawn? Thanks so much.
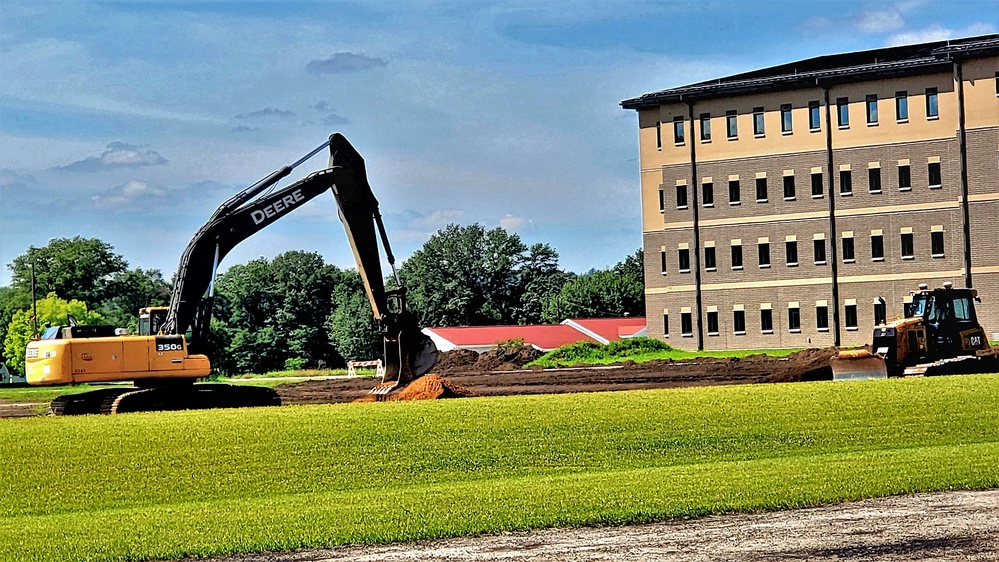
[1,374,997,562]
[529,337,803,367]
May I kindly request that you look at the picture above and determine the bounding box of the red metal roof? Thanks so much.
[562,317,647,343]
[425,324,601,351]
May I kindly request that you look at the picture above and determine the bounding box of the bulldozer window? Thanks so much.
[953,298,972,322]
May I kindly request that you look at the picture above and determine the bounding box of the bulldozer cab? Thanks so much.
[139,307,169,336]
[917,288,982,356]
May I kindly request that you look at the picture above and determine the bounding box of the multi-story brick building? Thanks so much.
[622,35,999,350]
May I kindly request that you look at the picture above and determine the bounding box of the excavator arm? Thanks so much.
[163,133,436,387]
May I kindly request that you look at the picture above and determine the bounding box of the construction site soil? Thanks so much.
[276,346,881,405]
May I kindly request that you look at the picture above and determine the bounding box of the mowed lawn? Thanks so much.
[1,375,998,562]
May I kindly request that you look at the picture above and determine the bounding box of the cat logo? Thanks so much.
[80,353,94,361]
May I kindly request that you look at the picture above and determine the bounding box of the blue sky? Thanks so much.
[1,1,996,286]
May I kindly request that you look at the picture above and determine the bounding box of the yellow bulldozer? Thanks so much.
[831,283,991,380]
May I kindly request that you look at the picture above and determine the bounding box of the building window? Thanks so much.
[655,121,662,150]
[845,304,858,331]
[865,94,878,125]
[673,117,685,145]
[901,232,914,259]
[896,91,908,121]
[702,182,714,207]
[678,248,691,272]
[874,301,887,326]
[816,305,829,331]
[842,236,855,262]
[756,177,768,202]
[663,313,669,338]
[898,165,911,191]
[700,113,711,141]
[788,307,801,333]
[707,311,719,336]
[931,230,945,257]
[758,242,771,268]
[868,167,882,193]
[760,309,774,334]
[925,87,938,118]
[676,184,688,209]
[871,234,884,261]
[783,174,795,200]
[928,162,942,188]
[681,312,693,337]
[781,103,792,133]
[811,171,823,198]
[786,240,798,266]
[733,310,746,334]
[731,244,743,269]
[726,110,738,139]
[840,169,852,196]
[753,107,765,136]
[729,179,741,205]
[660,250,667,275]
[837,97,849,127]
[814,238,827,264]
[809,100,821,130]
[704,246,717,271]
[658,188,665,212]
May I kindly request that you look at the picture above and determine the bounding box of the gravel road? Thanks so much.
[205,489,998,562]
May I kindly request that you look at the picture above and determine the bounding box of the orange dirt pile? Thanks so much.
[389,374,477,401]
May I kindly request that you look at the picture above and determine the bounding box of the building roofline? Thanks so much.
[621,34,999,110]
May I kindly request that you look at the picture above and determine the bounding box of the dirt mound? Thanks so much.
[435,345,543,374]
[434,349,481,372]
[764,347,838,383]
[390,375,477,401]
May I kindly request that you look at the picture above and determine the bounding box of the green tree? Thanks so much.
[0,286,30,366]
[398,224,568,327]
[99,268,172,328]
[214,251,344,373]
[327,270,381,362]
[9,237,128,306]
[3,293,105,375]
[613,248,645,285]
[541,269,644,323]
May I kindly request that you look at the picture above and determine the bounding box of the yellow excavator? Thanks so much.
[25,133,437,414]
[831,283,990,380]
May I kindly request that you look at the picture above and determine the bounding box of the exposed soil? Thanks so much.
[276,346,842,406]
[189,489,999,562]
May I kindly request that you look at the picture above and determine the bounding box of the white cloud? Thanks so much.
[887,21,996,46]
[856,9,904,33]
[411,209,468,228]
[55,142,168,172]
[499,214,527,231]
[91,180,165,208]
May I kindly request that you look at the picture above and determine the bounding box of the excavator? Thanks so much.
[830,282,991,380]
[24,133,438,414]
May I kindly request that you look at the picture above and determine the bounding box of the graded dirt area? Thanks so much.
[194,489,999,562]
[275,345,999,405]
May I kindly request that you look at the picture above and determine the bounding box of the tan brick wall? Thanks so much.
[639,55,999,351]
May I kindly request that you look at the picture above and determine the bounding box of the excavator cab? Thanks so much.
[138,307,169,336]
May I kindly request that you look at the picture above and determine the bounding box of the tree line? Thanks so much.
[1,225,644,375]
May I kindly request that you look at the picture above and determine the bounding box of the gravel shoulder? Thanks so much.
[203,489,999,562]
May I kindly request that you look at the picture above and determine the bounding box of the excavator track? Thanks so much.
[50,384,280,415]
[50,388,133,416]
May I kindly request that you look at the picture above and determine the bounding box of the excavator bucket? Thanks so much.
[830,349,888,381]
[371,328,438,396]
